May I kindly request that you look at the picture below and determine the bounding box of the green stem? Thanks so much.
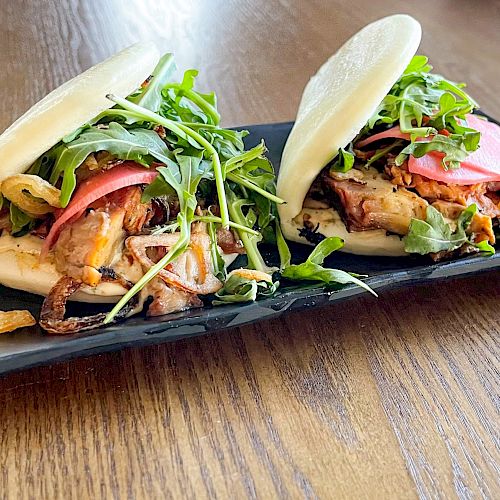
[163,84,220,125]
[365,140,403,167]
[152,215,259,235]
[104,216,191,324]
[226,190,270,273]
[106,94,230,228]
[226,173,285,204]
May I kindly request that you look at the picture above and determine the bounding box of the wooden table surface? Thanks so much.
[1,0,499,498]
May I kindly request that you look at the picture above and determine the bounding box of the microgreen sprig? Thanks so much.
[106,94,230,228]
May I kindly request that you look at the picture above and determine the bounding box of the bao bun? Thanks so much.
[277,15,422,256]
[0,43,160,301]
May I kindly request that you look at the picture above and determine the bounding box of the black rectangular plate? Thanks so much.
[0,120,498,375]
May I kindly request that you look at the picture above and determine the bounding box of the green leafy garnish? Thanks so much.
[475,240,495,255]
[281,238,376,296]
[162,69,220,125]
[213,272,278,304]
[106,94,230,228]
[50,123,173,206]
[364,55,480,170]
[208,221,226,281]
[330,147,355,173]
[226,186,274,273]
[130,53,176,112]
[404,204,479,254]
[105,154,211,323]
[395,134,472,170]
[9,203,35,235]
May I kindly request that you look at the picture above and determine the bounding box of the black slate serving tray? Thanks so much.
[0,120,498,375]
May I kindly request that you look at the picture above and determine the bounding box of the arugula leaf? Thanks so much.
[9,203,34,235]
[106,95,230,228]
[141,172,176,203]
[50,122,173,207]
[225,186,275,273]
[225,142,284,204]
[330,147,355,173]
[275,222,291,270]
[281,237,376,296]
[130,53,176,112]
[363,55,480,170]
[396,134,470,170]
[208,221,226,281]
[404,204,477,254]
[161,69,220,125]
[475,240,495,255]
[213,272,278,304]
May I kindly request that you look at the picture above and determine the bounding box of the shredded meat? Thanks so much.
[30,214,55,239]
[323,168,428,235]
[486,182,500,192]
[143,278,202,317]
[386,164,500,217]
[53,186,155,286]
[126,226,222,295]
[107,186,153,234]
[216,228,245,254]
[76,153,124,182]
[54,207,125,287]
[432,200,495,244]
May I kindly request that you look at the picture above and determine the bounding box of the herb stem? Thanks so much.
[226,172,285,204]
[163,84,221,125]
[152,215,259,235]
[106,94,230,228]
[104,215,190,324]
[365,140,403,167]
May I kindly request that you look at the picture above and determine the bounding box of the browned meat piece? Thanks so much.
[467,191,500,219]
[324,168,428,235]
[144,278,202,317]
[386,165,500,220]
[126,224,222,295]
[414,176,472,205]
[76,153,124,183]
[53,185,154,286]
[216,227,245,254]
[432,200,495,244]
[470,213,495,243]
[30,214,54,239]
[54,208,126,287]
[107,186,153,234]
[486,182,500,192]
[385,163,415,187]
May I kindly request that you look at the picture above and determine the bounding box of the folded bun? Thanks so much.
[0,41,160,182]
[277,15,421,255]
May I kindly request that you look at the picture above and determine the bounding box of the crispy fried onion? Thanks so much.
[1,174,61,216]
[126,231,223,295]
[0,310,36,334]
[40,274,138,335]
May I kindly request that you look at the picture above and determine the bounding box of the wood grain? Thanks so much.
[0,0,499,498]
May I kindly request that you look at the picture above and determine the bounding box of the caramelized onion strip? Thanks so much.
[40,275,137,335]
[1,174,61,216]
[126,233,222,295]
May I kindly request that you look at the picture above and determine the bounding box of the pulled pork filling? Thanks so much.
[22,161,244,333]
[307,152,499,258]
